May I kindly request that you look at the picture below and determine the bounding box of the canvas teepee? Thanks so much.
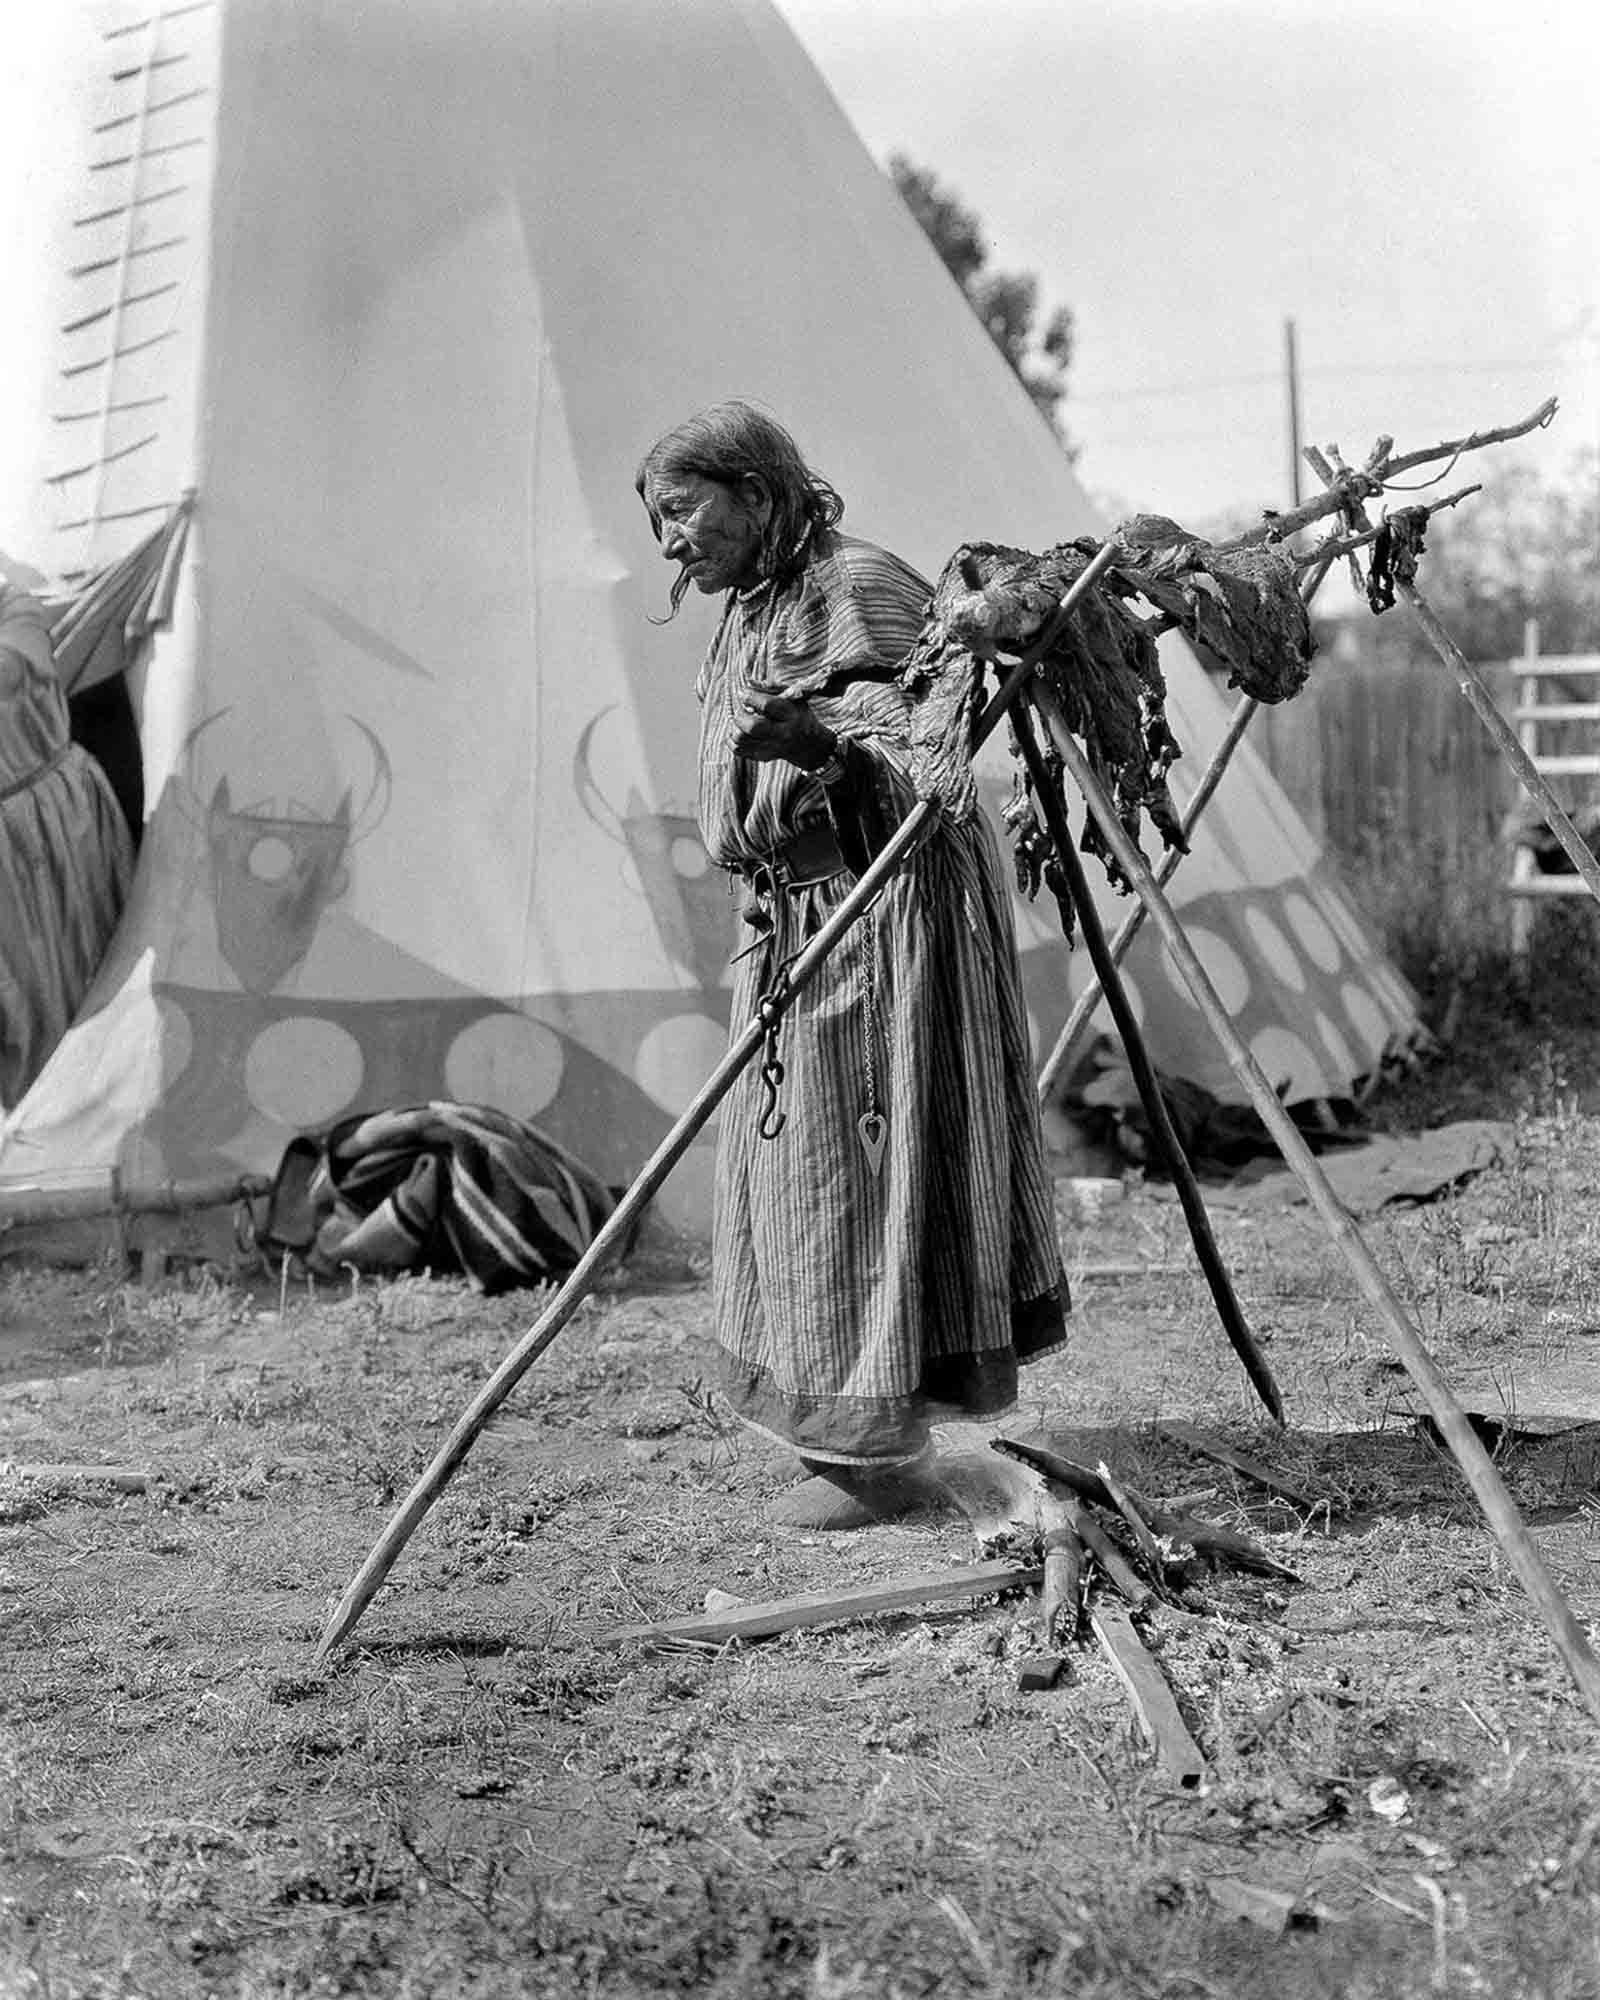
[0,0,1416,1239]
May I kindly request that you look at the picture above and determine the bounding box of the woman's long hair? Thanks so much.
[635,401,845,617]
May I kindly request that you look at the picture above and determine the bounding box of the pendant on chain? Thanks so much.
[856,915,887,1176]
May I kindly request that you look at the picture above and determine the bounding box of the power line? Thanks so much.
[1072,356,1574,407]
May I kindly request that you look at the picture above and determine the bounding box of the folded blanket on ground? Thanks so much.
[262,1102,618,1292]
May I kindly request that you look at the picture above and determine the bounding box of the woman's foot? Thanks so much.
[768,1453,939,1531]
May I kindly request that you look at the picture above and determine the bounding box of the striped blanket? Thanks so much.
[262,1103,618,1292]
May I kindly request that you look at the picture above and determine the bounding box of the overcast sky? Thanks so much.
[2,0,1596,549]
[779,0,1600,528]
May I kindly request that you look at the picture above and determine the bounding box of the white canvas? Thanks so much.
[0,0,1416,1234]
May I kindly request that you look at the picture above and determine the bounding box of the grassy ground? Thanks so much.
[6,940,1600,1998]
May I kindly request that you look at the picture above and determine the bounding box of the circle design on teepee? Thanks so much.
[244,1017,363,1127]
[1315,1012,1357,1082]
[1341,981,1391,1054]
[445,1014,564,1115]
[635,1012,730,1115]
[1371,963,1416,1017]
[153,995,194,1083]
[671,835,710,880]
[1284,891,1343,973]
[247,835,296,883]
[1163,926,1248,1013]
[1249,1025,1323,1099]
[1322,889,1378,962]
[1241,904,1307,992]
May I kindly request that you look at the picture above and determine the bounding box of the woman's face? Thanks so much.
[645,471,771,595]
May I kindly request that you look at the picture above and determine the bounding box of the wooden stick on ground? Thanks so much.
[1039,1492,1087,1649]
[991,1435,1297,1581]
[1,1463,153,1493]
[1071,1504,1157,1615]
[1091,1605,1208,1790]
[0,1172,271,1228]
[1094,1457,1169,1576]
[313,546,1124,1659]
[1008,700,1282,1422]
[599,1559,1044,1651]
[1156,1420,1320,1512]
[1031,682,1600,1721]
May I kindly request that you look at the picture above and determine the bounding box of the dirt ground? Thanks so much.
[5,1063,1600,1997]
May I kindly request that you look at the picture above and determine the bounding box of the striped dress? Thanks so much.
[697,533,1068,1467]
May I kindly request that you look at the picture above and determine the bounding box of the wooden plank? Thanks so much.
[2,1462,152,1493]
[1253,657,1514,877]
[600,1559,1043,1649]
[1513,703,1600,724]
[1506,875,1600,899]
[1525,755,1600,777]
[1510,655,1600,677]
[1091,1605,1207,1790]
[1157,1421,1319,1511]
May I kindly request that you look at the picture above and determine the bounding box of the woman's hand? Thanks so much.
[731,681,839,772]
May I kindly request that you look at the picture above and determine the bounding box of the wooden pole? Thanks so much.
[312,815,927,1660]
[1034,688,1258,1103]
[1092,1605,1208,1790]
[0,1172,271,1227]
[1008,700,1283,1422]
[1033,683,1600,1721]
[1284,317,1303,510]
[1033,546,1342,1107]
[1405,581,1600,901]
[314,549,1124,1658]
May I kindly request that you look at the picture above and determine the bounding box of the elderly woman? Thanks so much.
[0,579,133,1111]
[637,403,1067,1529]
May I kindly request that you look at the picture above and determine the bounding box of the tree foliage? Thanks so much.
[889,153,1076,452]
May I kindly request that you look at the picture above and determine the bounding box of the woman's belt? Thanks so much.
[740,819,851,891]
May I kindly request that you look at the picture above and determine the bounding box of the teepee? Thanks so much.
[0,0,1416,1239]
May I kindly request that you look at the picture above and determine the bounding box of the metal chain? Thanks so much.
[755,967,791,1141]
[860,911,879,1122]
[856,909,888,1178]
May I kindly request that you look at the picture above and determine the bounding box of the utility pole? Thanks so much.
[1284,317,1303,508]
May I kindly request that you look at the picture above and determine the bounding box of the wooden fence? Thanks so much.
[1249,647,1518,866]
